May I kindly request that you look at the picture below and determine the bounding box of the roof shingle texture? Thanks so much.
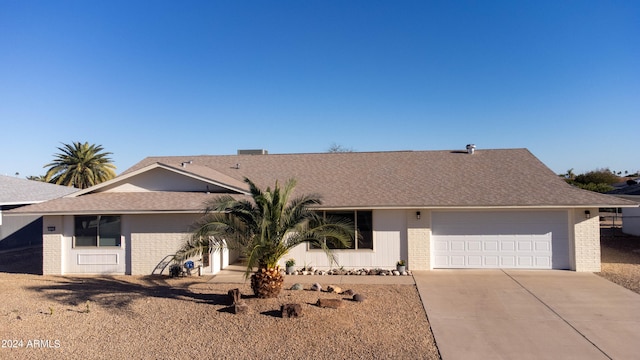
[9,149,635,215]
[126,149,632,208]
[0,175,77,205]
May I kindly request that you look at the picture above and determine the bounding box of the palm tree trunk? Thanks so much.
[250,267,284,298]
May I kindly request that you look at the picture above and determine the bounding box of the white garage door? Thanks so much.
[432,211,570,269]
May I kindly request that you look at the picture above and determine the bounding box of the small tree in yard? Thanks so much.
[176,177,354,298]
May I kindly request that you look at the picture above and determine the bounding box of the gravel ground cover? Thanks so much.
[597,229,640,294]
[0,272,440,360]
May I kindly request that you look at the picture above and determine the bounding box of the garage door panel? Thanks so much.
[501,241,516,251]
[484,241,498,251]
[518,256,533,267]
[434,241,448,252]
[467,241,482,251]
[535,257,550,267]
[432,211,570,269]
[450,256,465,266]
[501,256,516,267]
[535,241,550,251]
[434,256,449,267]
[484,256,499,266]
[450,241,465,251]
[468,256,482,266]
[518,241,532,252]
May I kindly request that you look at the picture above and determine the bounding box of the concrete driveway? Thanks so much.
[414,270,640,360]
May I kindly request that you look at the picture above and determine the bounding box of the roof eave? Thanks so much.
[5,210,204,216]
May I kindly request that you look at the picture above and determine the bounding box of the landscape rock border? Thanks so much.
[287,268,412,276]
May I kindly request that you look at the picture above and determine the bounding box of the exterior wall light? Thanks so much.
[416,211,421,220]
[584,210,591,219]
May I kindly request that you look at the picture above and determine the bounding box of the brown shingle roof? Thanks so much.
[7,192,237,215]
[9,149,636,215]
[126,149,634,208]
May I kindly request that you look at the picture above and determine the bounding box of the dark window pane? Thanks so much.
[357,211,373,249]
[75,236,97,247]
[326,211,355,249]
[98,216,121,246]
[74,215,121,247]
[75,216,98,246]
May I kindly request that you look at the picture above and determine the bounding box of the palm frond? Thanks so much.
[178,177,356,280]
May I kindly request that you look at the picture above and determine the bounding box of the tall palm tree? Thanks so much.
[44,141,116,189]
[176,178,354,298]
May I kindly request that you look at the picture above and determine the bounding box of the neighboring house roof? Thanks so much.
[7,148,637,215]
[606,184,640,203]
[607,184,640,196]
[0,175,77,206]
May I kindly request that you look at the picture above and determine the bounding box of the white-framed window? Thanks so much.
[312,210,373,250]
[74,215,121,247]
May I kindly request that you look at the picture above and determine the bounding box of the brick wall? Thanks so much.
[573,208,601,272]
[131,232,190,275]
[407,210,430,270]
[128,214,199,275]
[42,216,63,275]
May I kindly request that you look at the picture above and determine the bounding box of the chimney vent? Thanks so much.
[237,149,268,155]
[466,144,476,154]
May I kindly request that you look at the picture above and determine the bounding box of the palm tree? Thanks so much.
[565,168,576,180]
[176,177,354,298]
[44,141,116,189]
[26,175,46,182]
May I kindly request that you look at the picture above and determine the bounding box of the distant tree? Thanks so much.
[44,141,116,189]
[576,182,616,193]
[327,143,354,153]
[26,175,46,182]
[574,168,619,185]
[565,168,620,193]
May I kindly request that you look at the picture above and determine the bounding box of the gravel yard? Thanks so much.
[0,272,440,360]
[596,229,640,294]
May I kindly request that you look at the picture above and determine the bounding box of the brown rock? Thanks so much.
[228,288,242,305]
[281,303,303,318]
[327,285,342,294]
[234,302,249,314]
[316,298,344,309]
[353,294,366,302]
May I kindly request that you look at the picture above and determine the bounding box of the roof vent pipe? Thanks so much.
[466,144,476,154]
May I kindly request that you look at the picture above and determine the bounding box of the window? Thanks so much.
[313,210,373,250]
[74,215,121,247]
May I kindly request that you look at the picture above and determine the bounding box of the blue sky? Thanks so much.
[1,0,638,178]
